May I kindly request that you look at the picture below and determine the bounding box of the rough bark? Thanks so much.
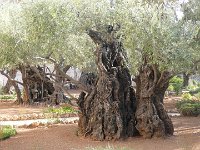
[20,65,30,104]
[51,65,71,104]
[18,65,55,104]
[78,28,138,141]
[12,81,23,104]
[135,64,174,138]
[26,66,55,103]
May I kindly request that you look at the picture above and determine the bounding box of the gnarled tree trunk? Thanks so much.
[78,28,138,140]
[19,65,30,104]
[135,64,174,138]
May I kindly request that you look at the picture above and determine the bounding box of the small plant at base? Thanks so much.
[169,76,183,95]
[44,106,77,115]
[181,93,193,100]
[176,99,200,116]
[167,84,174,92]
[194,92,200,100]
[0,126,17,140]
[0,95,16,100]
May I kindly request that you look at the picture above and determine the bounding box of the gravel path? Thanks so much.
[0,117,79,127]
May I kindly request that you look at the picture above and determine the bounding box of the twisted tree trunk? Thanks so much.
[135,64,174,138]
[78,28,138,140]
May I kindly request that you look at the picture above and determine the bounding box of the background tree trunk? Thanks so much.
[78,28,138,141]
[183,73,190,87]
[135,64,174,138]
[12,81,23,104]
[0,70,23,104]
[20,65,30,104]
[2,69,17,94]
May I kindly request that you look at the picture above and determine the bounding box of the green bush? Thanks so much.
[44,106,77,114]
[194,92,200,99]
[189,87,200,95]
[169,76,183,95]
[176,99,200,116]
[181,93,193,100]
[167,84,174,91]
[0,95,16,100]
[0,126,17,140]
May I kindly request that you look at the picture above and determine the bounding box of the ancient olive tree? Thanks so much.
[75,0,200,140]
[0,0,94,104]
[0,3,25,103]
[122,1,199,138]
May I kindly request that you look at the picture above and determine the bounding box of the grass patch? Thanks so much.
[0,95,16,100]
[85,145,130,150]
[0,126,17,140]
[176,99,200,116]
[44,106,77,114]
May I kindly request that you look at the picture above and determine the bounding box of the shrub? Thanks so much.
[0,95,16,100]
[167,84,174,91]
[176,99,200,116]
[194,92,200,100]
[189,87,200,95]
[0,126,17,140]
[44,106,77,114]
[181,93,193,100]
[169,76,183,95]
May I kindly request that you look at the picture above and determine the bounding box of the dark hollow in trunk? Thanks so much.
[78,28,138,140]
[18,65,55,104]
[135,64,174,138]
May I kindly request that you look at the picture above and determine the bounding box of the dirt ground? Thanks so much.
[0,102,44,118]
[0,117,200,150]
[0,95,200,150]
[0,94,178,118]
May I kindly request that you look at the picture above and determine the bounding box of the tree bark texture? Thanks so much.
[25,66,55,103]
[78,28,138,140]
[19,65,55,104]
[135,64,174,138]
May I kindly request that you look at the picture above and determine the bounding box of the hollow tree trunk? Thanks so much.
[2,69,17,94]
[183,73,190,87]
[78,28,138,141]
[25,65,55,103]
[135,64,174,138]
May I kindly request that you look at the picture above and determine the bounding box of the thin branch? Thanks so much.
[0,70,23,86]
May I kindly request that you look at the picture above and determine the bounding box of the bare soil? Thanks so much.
[0,95,200,150]
[1,117,200,150]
